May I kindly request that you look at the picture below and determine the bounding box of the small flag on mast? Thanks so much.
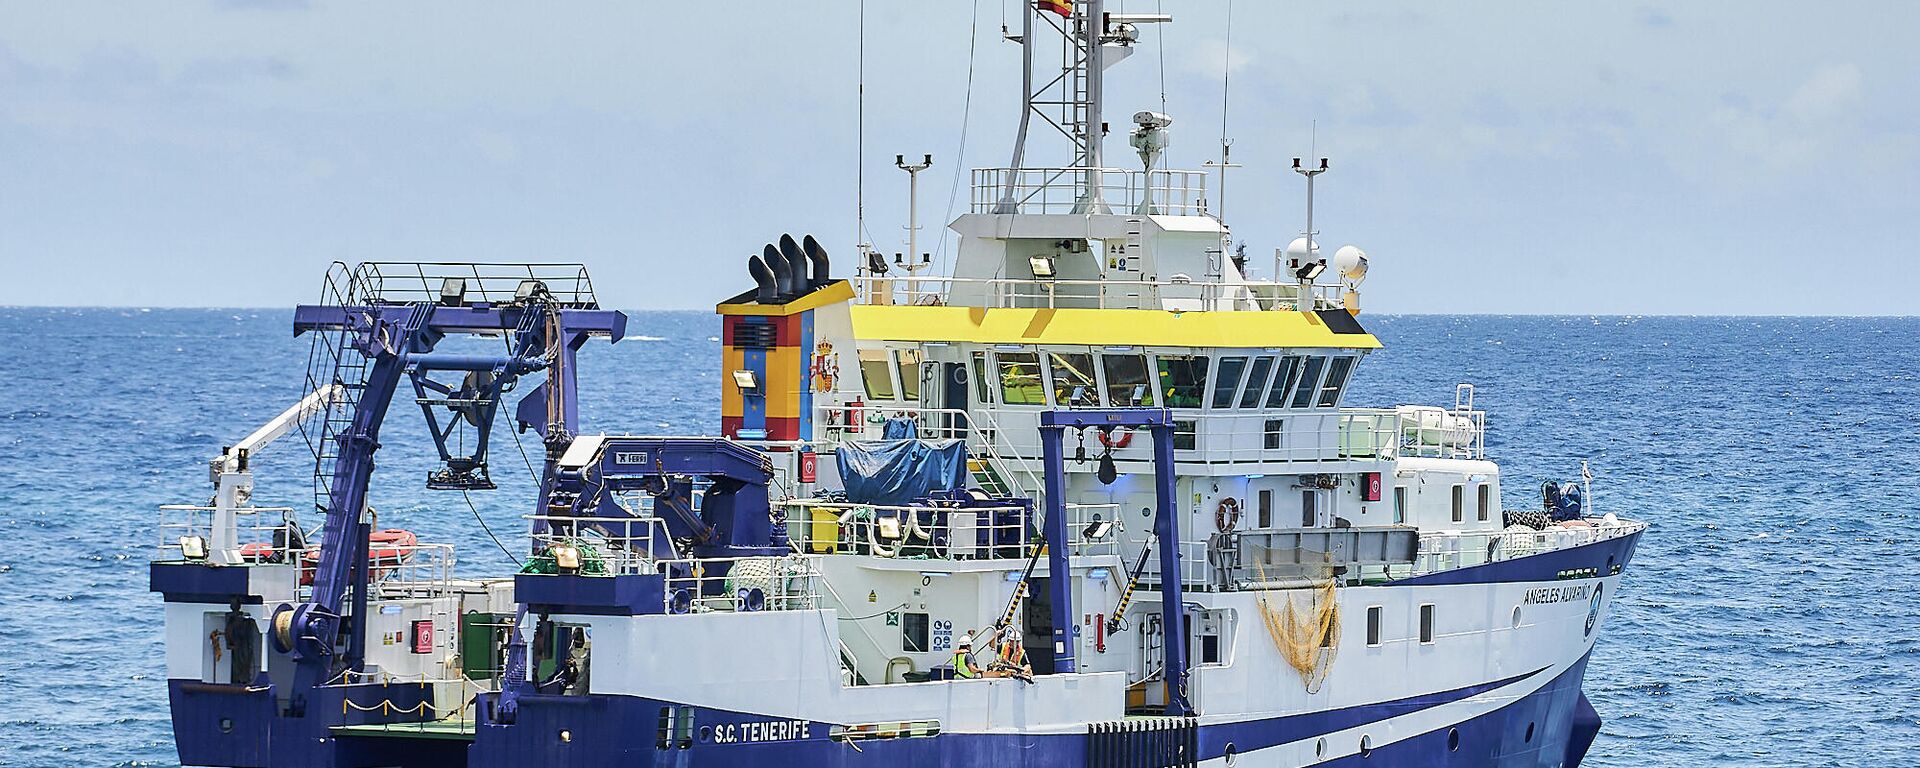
[1036,0,1072,18]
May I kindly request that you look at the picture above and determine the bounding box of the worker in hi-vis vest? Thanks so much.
[952,634,982,678]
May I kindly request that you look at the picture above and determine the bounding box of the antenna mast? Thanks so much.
[999,1,1166,213]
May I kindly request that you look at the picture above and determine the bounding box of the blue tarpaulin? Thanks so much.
[836,438,968,506]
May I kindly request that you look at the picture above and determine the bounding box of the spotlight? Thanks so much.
[514,279,549,304]
[438,277,467,307]
[551,542,581,574]
[1295,261,1326,282]
[1029,256,1057,280]
[1081,515,1115,541]
[180,535,209,561]
[731,370,760,394]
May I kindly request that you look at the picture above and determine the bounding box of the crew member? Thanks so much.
[952,634,982,679]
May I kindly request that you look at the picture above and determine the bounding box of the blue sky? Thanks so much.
[1,1,1914,314]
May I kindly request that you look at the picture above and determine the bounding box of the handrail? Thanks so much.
[851,274,1345,312]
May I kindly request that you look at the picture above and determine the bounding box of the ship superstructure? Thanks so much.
[151,4,1644,767]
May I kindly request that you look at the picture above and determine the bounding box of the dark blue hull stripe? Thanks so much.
[1196,665,1551,758]
[1394,529,1642,586]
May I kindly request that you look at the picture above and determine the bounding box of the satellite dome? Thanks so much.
[1284,237,1319,261]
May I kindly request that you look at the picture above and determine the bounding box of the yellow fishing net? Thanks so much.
[1254,555,1340,693]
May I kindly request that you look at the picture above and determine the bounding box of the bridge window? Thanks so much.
[859,349,896,400]
[1049,352,1100,407]
[896,349,922,401]
[970,351,994,405]
[1265,356,1304,408]
[1263,419,1284,450]
[1210,356,1249,409]
[1316,356,1356,407]
[1477,484,1492,522]
[1156,355,1210,408]
[1172,419,1197,450]
[997,352,1046,405]
[1101,353,1155,406]
[1289,356,1327,409]
[1238,356,1276,408]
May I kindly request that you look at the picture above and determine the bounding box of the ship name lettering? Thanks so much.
[1521,584,1591,605]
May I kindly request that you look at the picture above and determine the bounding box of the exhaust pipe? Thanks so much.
[748,254,778,304]
[777,234,808,296]
[802,234,831,288]
[762,243,793,301]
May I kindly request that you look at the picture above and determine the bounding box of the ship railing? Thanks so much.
[521,512,679,576]
[367,542,459,599]
[782,499,1121,560]
[346,262,599,308]
[1400,518,1647,577]
[155,504,298,564]
[971,166,1210,216]
[852,274,1346,312]
[655,555,823,614]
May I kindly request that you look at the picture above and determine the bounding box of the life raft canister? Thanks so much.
[1215,497,1242,532]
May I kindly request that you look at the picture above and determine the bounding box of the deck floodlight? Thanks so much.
[438,277,467,307]
[1082,514,1114,541]
[180,535,209,561]
[551,542,581,574]
[514,279,548,304]
[731,370,760,394]
[1295,261,1326,282]
[1029,256,1057,280]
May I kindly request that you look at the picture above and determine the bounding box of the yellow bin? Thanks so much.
[809,507,840,554]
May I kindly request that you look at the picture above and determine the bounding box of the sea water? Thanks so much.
[0,309,1914,766]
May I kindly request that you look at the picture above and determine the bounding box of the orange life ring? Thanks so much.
[1098,427,1134,449]
[1215,498,1241,532]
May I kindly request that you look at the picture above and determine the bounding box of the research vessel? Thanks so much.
[150,3,1645,766]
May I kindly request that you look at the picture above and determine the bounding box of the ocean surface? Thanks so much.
[0,309,1915,767]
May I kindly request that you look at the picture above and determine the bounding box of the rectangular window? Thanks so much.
[996,352,1046,405]
[1157,355,1211,408]
[1257,489,1273,529]
[1210,356,1249,409]
[1265,356,1304,408]
[1419,604,1436,644]
[902,612,930,653]
[859,348,896,400]
[1316,356,1356,408]
[1367,606,1383,647]
[1263,418,1284,450]
[1101,354,1155,406]
[1477,484,1492,522]
[1172,419,1198,451]
[896,349,922,401]
[1238,356,1277,408]
[1301,490,1318,527]
[1393,486,1408,525]
[1290,356,1328,409]
[970,351,993,405]
[1450,485,1464,524]
[1048,352,1100,407]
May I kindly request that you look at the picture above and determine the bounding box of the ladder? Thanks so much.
[299,263,375,516]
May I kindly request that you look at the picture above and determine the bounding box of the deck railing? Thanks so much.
[852,274,1344,312]
[971,167,1210,216]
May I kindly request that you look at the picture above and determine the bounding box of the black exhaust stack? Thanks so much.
[747,254,778,304]
[802,234,831,289]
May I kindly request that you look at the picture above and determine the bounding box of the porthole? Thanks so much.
[1359,734,1374,757]
[1511,605,1523,629]
[1524,722,1535,743]
[1224,742,1238,767]
[1315,737,1326,759]
[218,717,234,734]
[1448,727,1460,752]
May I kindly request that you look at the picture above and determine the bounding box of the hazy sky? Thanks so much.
[2,1,1915,314]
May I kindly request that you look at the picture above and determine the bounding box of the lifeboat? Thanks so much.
[240,529,419,585]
